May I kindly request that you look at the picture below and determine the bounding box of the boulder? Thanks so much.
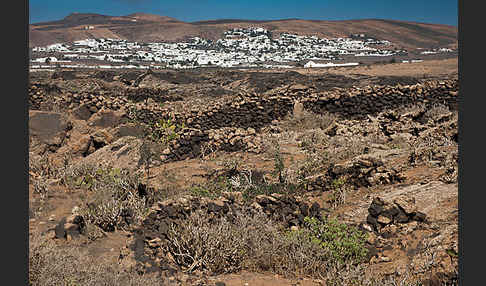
[72,104,92,121]
[54,215,85,240]
[76,136,145,173]
[29,111,71,146]
[114,123,145,139]
[366,196,427,231]
[393,196,418,215]
[88,109,125,128]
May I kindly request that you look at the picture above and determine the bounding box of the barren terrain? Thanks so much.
[29,58,458,285]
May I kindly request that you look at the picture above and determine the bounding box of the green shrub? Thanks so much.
[302,216,368,264]
[149,118,185,145]
[189,176,228,199]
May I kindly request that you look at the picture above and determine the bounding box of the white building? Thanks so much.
[304,61,359,68]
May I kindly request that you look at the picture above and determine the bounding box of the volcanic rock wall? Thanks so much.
[29,79,458,161]
[29,79,458,128]
[301,80,458,118]
[128,79,458,129]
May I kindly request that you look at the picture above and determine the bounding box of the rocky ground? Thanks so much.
[29,58,458,285]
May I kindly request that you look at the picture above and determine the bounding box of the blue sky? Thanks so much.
[29,0,458,26]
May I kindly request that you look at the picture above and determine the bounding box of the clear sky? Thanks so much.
[29,0,458,26]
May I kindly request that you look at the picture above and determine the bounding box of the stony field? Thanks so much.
[29,59,458,285]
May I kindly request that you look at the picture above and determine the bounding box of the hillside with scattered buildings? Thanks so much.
[30,13,457,50]
[30,26,456,70]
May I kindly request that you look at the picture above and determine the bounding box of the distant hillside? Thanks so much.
[29,13,457,50]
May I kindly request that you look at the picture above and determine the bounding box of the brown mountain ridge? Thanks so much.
[29,12,457,50]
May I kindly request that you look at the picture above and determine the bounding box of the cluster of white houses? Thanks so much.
[30,27,408,70]
[419,47,454,55]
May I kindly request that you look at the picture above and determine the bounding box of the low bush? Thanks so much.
[280,110,335,132]
[29,233,164,286]
[302,216,368,264]
[163,209,368,278]
[327,177,349,208]
[64,163,148,231]
[148,118,185,145]
[190,150,303,201]
[423,103,450,122]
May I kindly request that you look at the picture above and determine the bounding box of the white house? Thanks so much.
[304,61,359,68]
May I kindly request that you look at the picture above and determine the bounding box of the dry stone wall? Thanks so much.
[29,79,458,161]
[30,79,458,130]
[128,79,458,130]
[301,79,458,119]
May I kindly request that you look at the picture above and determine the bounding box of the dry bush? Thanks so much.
[164,209,370,279]
[191,147,303,200]
[281,110,335,132]
[398,102,427,115]
[81,190,147,232]
[82,222,107,241]
[246,224,337,277]
[297,129,329,153]
[29,152,67,182]
[165,209,254,274]
[327,177,349,209]
[326,136,368,163]
[63,162,148,232]
[199,141,217,160]
[29,153,72,216]
[423,103,451,122]
[295,152,329,182]
[32,179,49,200]
[323,264,422,286]
[63,162,139,193]
[164,209,330,276]
[29,233,165,286]
[387,135,411,150]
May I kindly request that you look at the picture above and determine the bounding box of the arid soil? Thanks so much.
[29,58,458,285]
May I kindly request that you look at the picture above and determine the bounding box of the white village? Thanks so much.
[30,27,451,70]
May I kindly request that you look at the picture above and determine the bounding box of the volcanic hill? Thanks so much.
[30,12,457,50]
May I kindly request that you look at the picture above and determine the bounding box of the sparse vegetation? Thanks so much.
[302,216,368,264]
[148,118,185,145]
[164,209,368,277]
[29,233,164,286]
[328,177,349,208]
[28,66,459,285]
[271,142,286,183]
[63,163,148,231]
[280,109,335,132]
[423,103,451,123]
